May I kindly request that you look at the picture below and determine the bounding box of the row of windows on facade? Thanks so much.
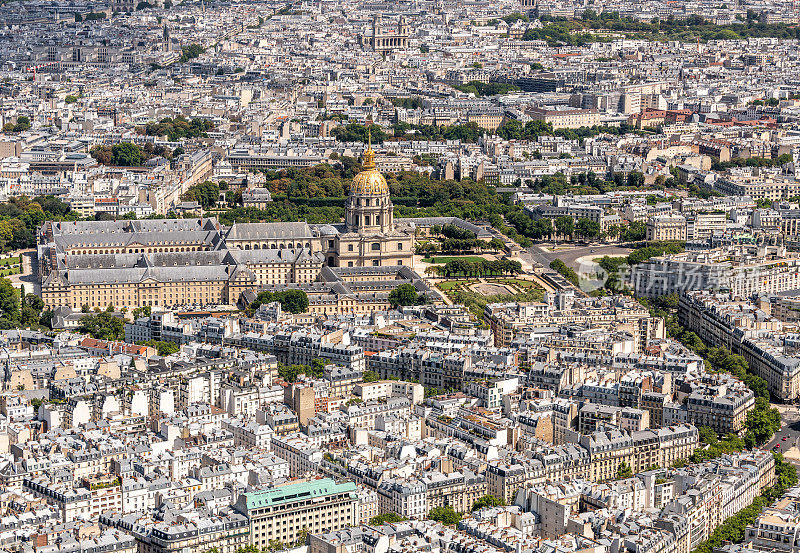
[69,246,204,255]
[329,257,404,267]
[355,198,386,206]
[328,240,404,251]
[353,214,388,226]
[242,243,312,250]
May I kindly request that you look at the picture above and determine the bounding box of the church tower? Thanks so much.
[346,136,393,234]
[163,24,171,52]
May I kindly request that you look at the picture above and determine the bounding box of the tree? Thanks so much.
[388,283,426,308]
[249,289,309,314]
[744,397,781,446]
[310,357,326,377]
[616,461,633,479]
[428,505,462,525]
[132,306,152,319]
[698,426,718,445]
[555,216,574,239]
[0,278,19,321]
[363,370,380,383]
[180,43,205,63]
[39,309,54,329]
[575,217,600,240]
[294,527,309,546]
[681,331,707,355]
[488,237,506,252]
[65,95,78,104]
[550,259,579,287]
[112,142,144,166]
[142,340,180,356]
[497,119,523,140]
[278,289,308,313]
[182,181,220,208]
[332,123,388,144]
[78,311,124,341]
[620,220,646,241]
[369,512,407,525]
[14,116,30,132]
[140,116,214,141]
[92,143,146,166]
[471,495,506,511]
[277,363,320,383]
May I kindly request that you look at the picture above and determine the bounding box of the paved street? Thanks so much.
[8,250,37,296]
[519,243,633,272]
[764,403,800,465]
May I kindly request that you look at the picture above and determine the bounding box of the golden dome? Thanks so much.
[351,142,389,195]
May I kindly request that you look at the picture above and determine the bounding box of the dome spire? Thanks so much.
[363,127,376,169]
[349,126,388,196]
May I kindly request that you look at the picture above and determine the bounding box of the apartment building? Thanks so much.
[744,487,800,552]
[678,291,800,402]
[234,479,358,547]
[485,425,698,502]
[421,470,487,513]
[527,107,601,129]
[632,245,800,298]
[647,214,687,241]
[102,511,249,553]
[715,168,800,200]
[685,381,754,435]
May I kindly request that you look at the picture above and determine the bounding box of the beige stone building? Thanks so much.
[527,107,601,129]
[234,479,357,547]
[646,214,687,241]
[38,146,416,311]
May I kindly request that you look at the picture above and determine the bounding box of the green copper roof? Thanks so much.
[242,479,356,509]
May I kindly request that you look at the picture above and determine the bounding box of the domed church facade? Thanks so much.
[330,142,415,268]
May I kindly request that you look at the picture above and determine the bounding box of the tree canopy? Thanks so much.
[471,495,506,511]
[139,116,214,141]
[249,289,309,314]
[428,505,462,525]
[182,181,219,208]
[78,310,124,341]
[141,340,180,356]
[369,512,407,525]
[90,142,147,167]
[388,283,427,308]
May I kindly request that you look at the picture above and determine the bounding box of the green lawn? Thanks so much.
[488,278,539,290]
[0,266,20,277]
[423,256,486,264]
[0,256,20,267]
[436,280,477,291]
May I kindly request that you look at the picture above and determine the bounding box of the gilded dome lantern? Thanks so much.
[350,132,389,195]
[346,129,393,233]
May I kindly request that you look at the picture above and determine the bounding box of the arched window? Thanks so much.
[371,242,381,251]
